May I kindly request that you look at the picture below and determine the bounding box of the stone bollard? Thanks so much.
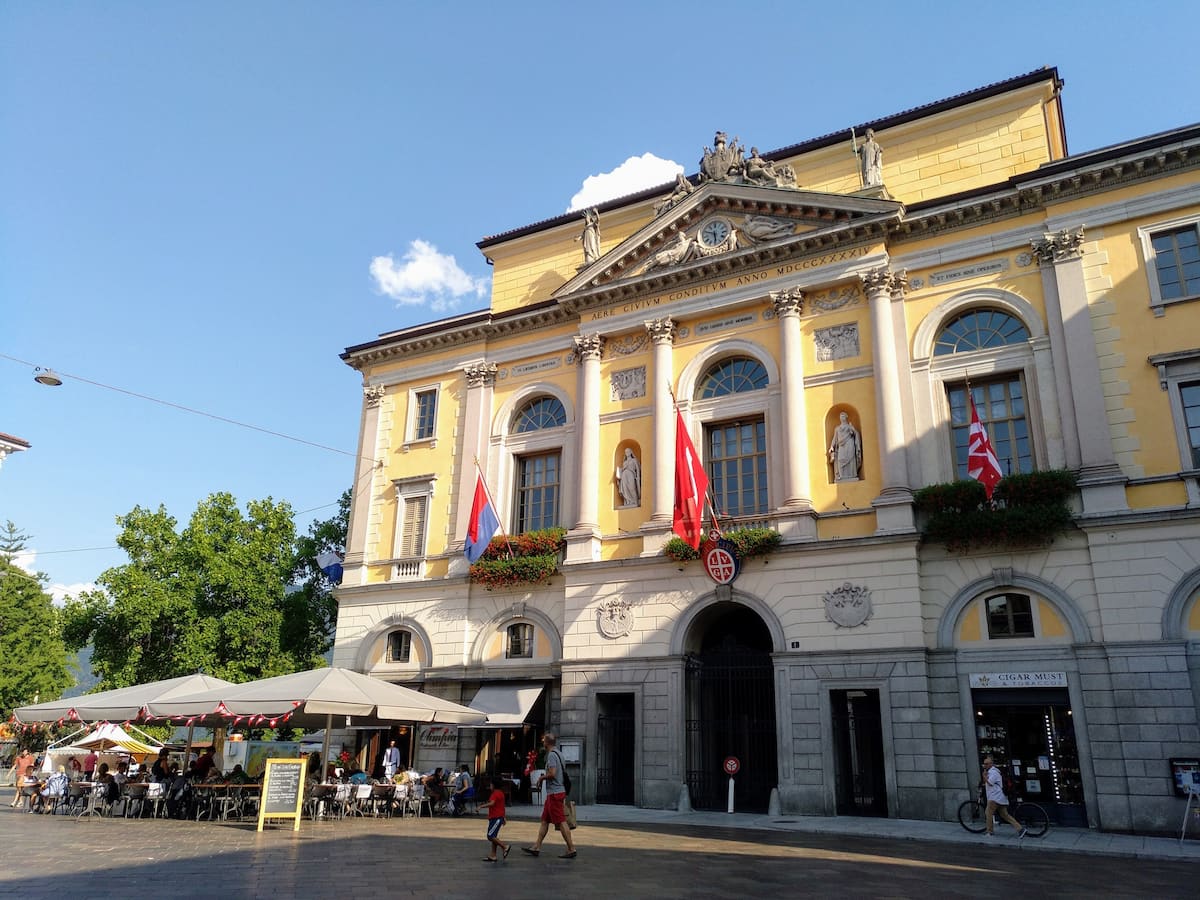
[767,787,781,817]
[677,783,693,813]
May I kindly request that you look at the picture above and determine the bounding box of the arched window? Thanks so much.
[386,630,412,663]
[697,357,769,398]
[512,397,566,433]
[934,309,1029,356]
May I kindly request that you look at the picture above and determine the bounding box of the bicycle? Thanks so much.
[958,786,1049,837]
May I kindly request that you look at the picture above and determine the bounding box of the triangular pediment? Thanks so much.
[554,181,903,301]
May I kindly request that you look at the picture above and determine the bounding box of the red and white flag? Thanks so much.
[672,409,709,549]
[967,393,1003,499]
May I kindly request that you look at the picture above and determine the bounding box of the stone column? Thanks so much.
[860,267,914,532]
[641,318,677,555]
[1032,227,1128,513]
[449,363,497,576]
[566,333,604,563]
[769,287,817,541]
[342,385,385,587]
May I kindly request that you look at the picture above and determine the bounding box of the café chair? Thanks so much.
[530,769,546,806]
[123,782,149,818]
[63,782,90,816]
[407,783,433,818]
[370,782,395,818]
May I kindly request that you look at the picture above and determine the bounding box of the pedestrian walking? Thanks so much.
[479,780,510,862]
[982,755,1026,838]
[522,733,576,859]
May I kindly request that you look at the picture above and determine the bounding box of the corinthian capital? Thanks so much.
[363,385,386,408]
[464,362,498,388]
[574,333,605,361]
[859,266,906,297]
[769,286,804,318]
[645,317,677,344]
[1031,226,1086,265]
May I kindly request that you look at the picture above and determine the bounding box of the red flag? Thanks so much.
[967,393,1003,499]
[673,410,709,549]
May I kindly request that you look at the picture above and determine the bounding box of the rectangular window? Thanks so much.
[413,389,438,440]
[706,418,768,517]
[986,594,1035,639]
[515,452,560,532]
[386,631,412,663]
[948,377,1032,479]
[1182,381,1200,469]
[398,495,427,559]
[506,623,533,659]
[1152,225,1200,302]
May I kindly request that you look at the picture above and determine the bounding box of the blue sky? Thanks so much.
[2,1,1198,601]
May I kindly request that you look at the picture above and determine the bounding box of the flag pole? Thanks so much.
[473,456,515,559]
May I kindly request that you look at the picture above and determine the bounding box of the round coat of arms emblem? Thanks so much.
[597,599,634,638]
[702,537,741,585]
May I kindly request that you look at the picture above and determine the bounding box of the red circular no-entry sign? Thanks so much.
[723,756,741,776]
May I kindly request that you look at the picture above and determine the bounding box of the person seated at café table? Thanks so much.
[347,767,369,785]
[450,765,474,816]
[19,765,44,812]
[151,748,171,783]
[113,761,130,788]
[228,764,254,785]
[422,767,447,808]
[191,748,217,780]
[41,765,69,810]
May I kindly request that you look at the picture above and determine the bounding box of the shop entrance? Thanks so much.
[831,689,888,816]
[684,603,777,813]
[595,693,635,804]
[972,688,1086,826]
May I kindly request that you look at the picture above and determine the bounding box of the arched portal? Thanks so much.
[683,602,777,812]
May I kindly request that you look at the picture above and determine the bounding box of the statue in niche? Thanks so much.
[828,412,862,482]
[577,208,601,265]
[616,448,642,507]
[858,128,883,188]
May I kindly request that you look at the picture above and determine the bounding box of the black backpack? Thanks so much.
[105,780,120,804]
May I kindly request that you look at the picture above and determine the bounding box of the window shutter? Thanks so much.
[399,495,427,558]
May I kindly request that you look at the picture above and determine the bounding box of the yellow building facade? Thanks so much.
[335,68,1200,832]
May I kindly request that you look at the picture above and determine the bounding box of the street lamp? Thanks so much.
[33,367,63,387]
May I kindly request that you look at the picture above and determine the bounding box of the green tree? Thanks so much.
[287,488,350,662]
[0,521,72,718]
[62,493,332,689]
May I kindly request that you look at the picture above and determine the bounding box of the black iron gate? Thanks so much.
[596,694,636,804]
[685,649,777,812]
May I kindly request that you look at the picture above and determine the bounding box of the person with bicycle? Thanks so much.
[982,755,1026,838]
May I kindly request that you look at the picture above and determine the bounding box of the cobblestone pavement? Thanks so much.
[0,804,1195,899]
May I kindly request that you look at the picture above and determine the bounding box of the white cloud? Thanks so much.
[9,549,96,606]
[48,582,98,607]
[369,240,489,311]
[567,153,684,212]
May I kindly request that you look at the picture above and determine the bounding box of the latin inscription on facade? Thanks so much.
[929,258,1010,286]
[696,312,756,336]
[511,357,561,377]
[584,246,872,322]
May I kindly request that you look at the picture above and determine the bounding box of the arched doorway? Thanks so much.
[683,602,777,812]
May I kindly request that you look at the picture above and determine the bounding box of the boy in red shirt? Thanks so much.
[479,782,510,862]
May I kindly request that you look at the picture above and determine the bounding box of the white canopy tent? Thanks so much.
[146,667,486,779]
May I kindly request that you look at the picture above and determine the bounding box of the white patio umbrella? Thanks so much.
[13,673,235,724]
[145,666,486,779]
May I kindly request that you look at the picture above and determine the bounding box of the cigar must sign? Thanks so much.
[969,671,1068,689]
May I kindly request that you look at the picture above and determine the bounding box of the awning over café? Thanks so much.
[464,683,544,727]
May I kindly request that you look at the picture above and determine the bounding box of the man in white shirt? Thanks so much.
[982,755,1025,837]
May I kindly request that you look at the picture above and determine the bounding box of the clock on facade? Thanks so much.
[698,217,732,248]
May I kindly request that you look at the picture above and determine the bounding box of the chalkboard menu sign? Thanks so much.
[257,758,306,832]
